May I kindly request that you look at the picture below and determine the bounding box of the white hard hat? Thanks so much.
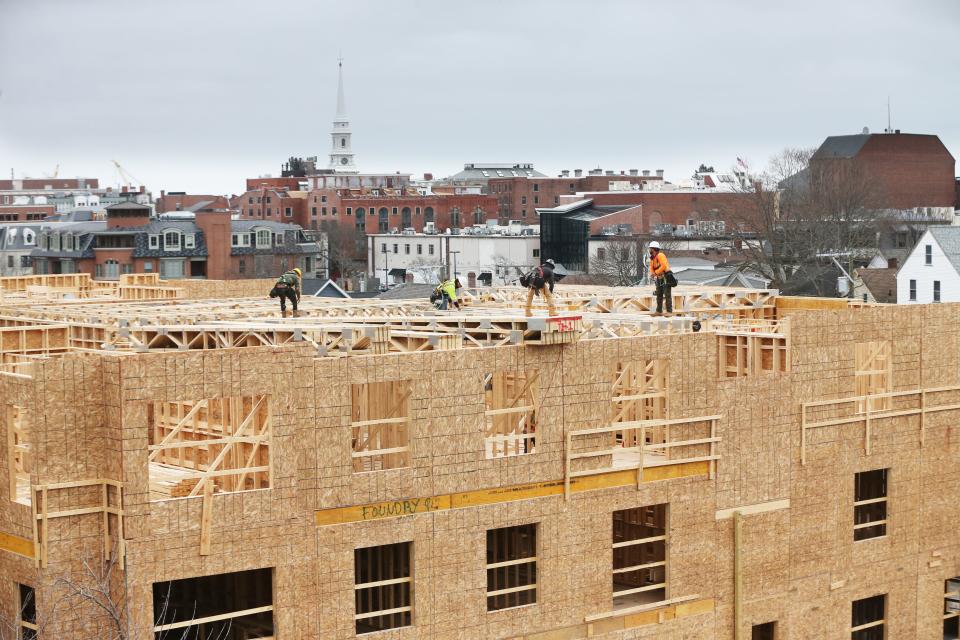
[545,258,555,265]
[649,241,661,250]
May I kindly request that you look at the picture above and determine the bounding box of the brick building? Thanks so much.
[30,202,323,279]
[488,168,666,220]
[806,131,956,210]
[155,192,233,214]
[0,204,54,223]
[236,182,498,235]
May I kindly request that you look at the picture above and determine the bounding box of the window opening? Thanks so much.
[854,469,888,541]
[487,524,537,611]
[351,381,411,472]
[612,504,667,609]
[152,568,273,639]
[483,371,538,458]
[355,542,413,634]
[147,395,271,500]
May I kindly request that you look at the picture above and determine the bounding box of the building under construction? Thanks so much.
[0,273,957,639]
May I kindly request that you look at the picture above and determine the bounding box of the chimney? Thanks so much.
[629,169,638,176]
[895,129,901,134]
[620,170,625,175]
[139,185,145,193]
[561,170,569,178]
[605,171,614,176]
[424,173,433,180]
[121,186,128,193]
[574,169,583,177]
[161,190,166,197]
[642,170,650,177]
[656,169,664,178]
[888,257,899,269]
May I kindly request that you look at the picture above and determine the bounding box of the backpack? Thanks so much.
[520,266,545,289]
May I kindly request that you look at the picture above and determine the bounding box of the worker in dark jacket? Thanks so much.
[270,267,302,317]
[523,259,557,317]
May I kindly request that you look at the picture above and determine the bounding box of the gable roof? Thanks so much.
[855,268,897,303]
[311,279,351,298]
[926,226,960,275]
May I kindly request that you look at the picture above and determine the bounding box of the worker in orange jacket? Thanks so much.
[648,241,673,316]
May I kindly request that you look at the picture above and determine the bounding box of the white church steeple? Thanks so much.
[328,56,358,173]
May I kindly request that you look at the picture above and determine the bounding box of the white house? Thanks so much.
[366,228,540,287]
[896,226,960,304]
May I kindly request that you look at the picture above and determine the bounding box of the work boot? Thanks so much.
[292,310,301,318]
[281,309,290,318]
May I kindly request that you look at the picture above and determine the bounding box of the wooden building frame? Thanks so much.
[483,370,539,458]
[147,395,272,499]
[351,381,412,472]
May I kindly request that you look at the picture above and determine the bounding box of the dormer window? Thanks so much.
[50,233,61,252]
[184,233,195,249]
[163,231,181,251]
[23,230,34,246]
[255,229,272,248]
[149,234,159,249]
[63,234,74,251]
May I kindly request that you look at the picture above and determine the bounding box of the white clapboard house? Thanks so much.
[896,226,960,304]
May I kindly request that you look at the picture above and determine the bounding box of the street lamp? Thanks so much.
[381,244,390,289]
[449,250,461,281]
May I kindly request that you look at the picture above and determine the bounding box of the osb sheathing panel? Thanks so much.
[8,302,960,638]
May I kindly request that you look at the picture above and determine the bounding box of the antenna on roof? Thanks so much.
[885,96,892,134]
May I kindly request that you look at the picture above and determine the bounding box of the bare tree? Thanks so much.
[589,240,644,286]
[0,543,234,640]
[318,221,367,281]
[716,147,884,295]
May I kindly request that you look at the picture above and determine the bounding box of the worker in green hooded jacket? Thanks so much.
[433,278,461,310]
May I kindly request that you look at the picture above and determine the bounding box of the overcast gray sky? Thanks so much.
[1,0,958,195]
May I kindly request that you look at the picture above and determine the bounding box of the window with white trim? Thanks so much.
[925,244,932,265]
[159,258,184,279]
[934,280,941,302]
[163,231,180,251]
[149,234,159,249]
[854,469,887,541]
[487,523,537,611]
[613,504,667,608]
[183,233,195,249]
[152,568,274,638]
[909,279,917,301]
[63,233,73,251]
[851,594,885,639]
[50,233,60,251]
[355,542,413,634]
[255,229,271,248]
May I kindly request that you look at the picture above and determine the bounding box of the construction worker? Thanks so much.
[433,277,461,310]
[648,241,673,316]
[270,267,302,317]
[523,259,557,317]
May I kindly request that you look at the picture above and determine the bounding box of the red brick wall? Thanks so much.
[0,178,99,190]
[0,205,54,221]
[194,212,233,279]
[155,194,230,213]
[811,134,956,209]
[489,175,663,220]
[297,191,498,233]
[235,188,306,224]
[570,191,746,231]
[244,177,302,191]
